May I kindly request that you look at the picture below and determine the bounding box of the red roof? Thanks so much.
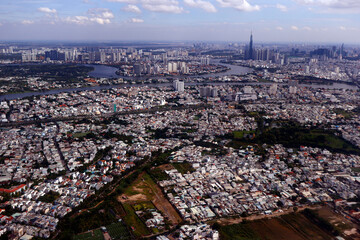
[0,184,26,193]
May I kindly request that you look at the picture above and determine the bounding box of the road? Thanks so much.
[214,205,322,226]
[0,104,210,127]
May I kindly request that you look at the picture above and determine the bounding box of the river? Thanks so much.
[0,62,357,101]
[87,59,251,79]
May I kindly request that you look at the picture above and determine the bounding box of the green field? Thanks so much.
[73,229,104,240]
[217,222,261,240]
[106,222,132,240]
[148,167,171,181]
[122,203,150,237]
[172,162,195,174]
[133,201,155,211]
[73,132,90,138]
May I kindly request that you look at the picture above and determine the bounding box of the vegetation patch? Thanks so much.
[73,229,104,240]
[216,222,261,240]
[37,190,60,203]
[122,203,150,237]
[172,162,195,174]
[226,120,360,155]
[106,221,132,240]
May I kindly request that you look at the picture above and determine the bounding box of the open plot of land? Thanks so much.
[121,202,150,237]
[106,221,132,240]
[316,207,360,239]
[218,212,335,240]
[117,172,182,237]
[74,229,104,240]
[172,162,195,174]
[218,222,261,240]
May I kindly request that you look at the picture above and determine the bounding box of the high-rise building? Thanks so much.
[133,64,142,76]
[173,80,184,92]
[245,32,254,60]
[199,87,217,97]
[269,83,278,95]
[249,32,253,60]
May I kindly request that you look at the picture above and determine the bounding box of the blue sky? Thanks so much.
[0,0,359,43]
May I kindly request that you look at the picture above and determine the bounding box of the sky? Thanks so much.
[0,0,359,43]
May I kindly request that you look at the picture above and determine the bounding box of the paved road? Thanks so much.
[0,104,210,127]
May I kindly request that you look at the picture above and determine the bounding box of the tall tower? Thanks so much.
[249,32,254,60]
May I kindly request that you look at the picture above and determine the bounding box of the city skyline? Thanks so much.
[0,0,359,43]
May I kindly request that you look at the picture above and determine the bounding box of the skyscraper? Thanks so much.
[173,80,184,92]
[249,32,253,60]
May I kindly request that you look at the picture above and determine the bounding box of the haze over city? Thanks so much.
[0,0,359,43]
[0,0,360,240]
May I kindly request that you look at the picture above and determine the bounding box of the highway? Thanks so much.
[0,104,211,128]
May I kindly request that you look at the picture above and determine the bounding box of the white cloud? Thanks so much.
[38,7,57,14]
[64,8,114,25]
[109,0,184,13]
[303,26,312,31]
[22,20,34,24]
[87,8,114,19]
[128,18,144,23]
[339,26,346,31]
[142,0,184,13]
[216,0,260,12]
[291,25,299,30]
[142,4,184,13]
[107,0,139,3]
[122,4,142,13]
[276,26,283,30]
[294,0,360,12]
[64,16,89,25]
[276,4,288,12]
[184,0,217,12]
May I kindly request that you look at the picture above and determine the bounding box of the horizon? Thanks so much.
[0,0,359,43]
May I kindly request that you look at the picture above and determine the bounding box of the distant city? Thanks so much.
[0,36,359,240]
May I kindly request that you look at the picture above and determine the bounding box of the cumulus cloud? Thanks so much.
[108,0,184,13]
[291,25,299,30]
[142,0,184,13]
[184,0,217,12]
[22,20,34,24]
[276,26,283,30]
[88,8,114,19]
[294,0,360,12]
[122,4,142,13]
[303,26,312,31]
[38,7,57,14]
[216,0,260,12]
[128,18,144,23]
[64,8,114,25]
[107,0,139,3]
[276,4,288,12]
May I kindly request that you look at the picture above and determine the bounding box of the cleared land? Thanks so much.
[117,172,182,237]
[316,207,360,239]
[218,211,336,240]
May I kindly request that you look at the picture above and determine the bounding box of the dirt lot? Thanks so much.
[216,206,360,240]
[249,214,333,240]
[117,172,182,226]
[157,164,175,171]
[316,206,360,239]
